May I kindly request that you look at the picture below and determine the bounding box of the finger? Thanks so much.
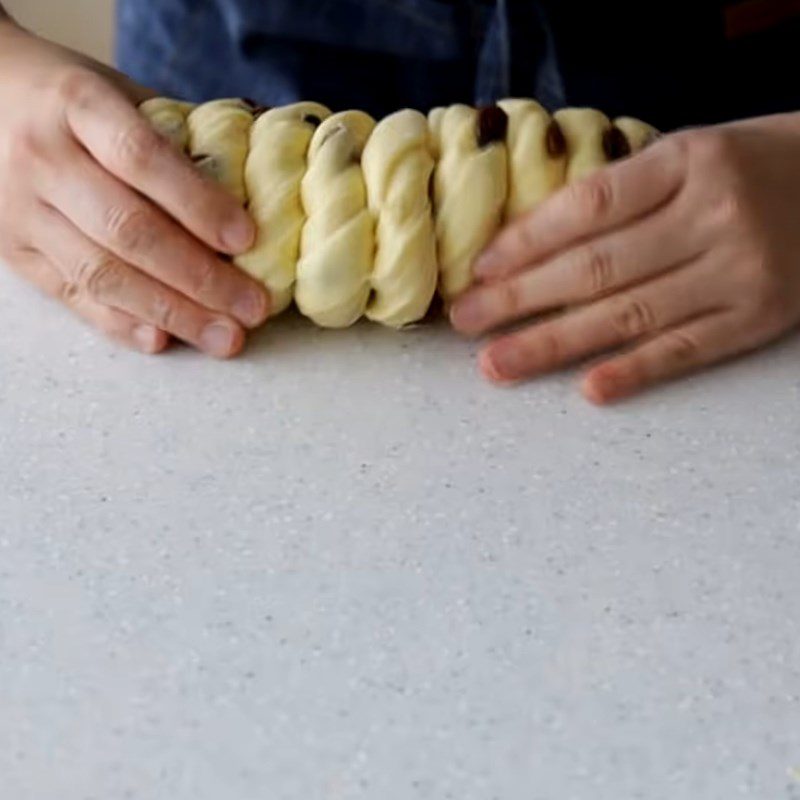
[73,296,170,354]
[581,312,742,405]
[61,69,255,254]
[473,135,686,280]
[6,247,169,353]
[478,257,723,383]
[31,205,245,358]
[452,207,706,335]
[41,150,269,328]
[2,244,65,298]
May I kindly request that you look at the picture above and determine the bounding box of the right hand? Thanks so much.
[0,19,271,356]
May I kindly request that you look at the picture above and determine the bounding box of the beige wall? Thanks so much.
[5,0,115,63]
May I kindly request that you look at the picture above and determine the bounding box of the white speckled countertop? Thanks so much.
[1,267,799,800]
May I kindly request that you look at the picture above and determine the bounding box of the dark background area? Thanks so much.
[724,0,800,119]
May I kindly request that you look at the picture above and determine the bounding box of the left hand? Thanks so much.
[449,114,800,403]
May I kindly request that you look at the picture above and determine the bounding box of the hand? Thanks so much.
[450,114,800,403]
[0,20,270,356]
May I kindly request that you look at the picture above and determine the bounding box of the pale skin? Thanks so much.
[2,9,800,401]
[0,11,270,357]
[450,117,800,403]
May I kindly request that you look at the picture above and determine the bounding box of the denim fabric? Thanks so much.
[117,0,728,130]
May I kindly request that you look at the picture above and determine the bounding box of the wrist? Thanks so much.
[0,14,20,38]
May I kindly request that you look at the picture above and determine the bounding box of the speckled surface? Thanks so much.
[1,267,799,800]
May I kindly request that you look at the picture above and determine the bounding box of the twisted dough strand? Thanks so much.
[429,104,508,301]
[139,97,195,150]
[296,110,377,328]
[614,117,660,154]
[498,98,567,220]
[362,109,437,328]
[187,99,254,203]
[236,102,331,314]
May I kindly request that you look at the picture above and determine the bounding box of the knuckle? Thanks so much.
[610,294,657,339]
[68,252,120,301]
[662,330,700,366]
[104,205,154,252]
[149,291,178,330]
[687,128,737,170]
[578,246,616,297]
[190,257,221,299]
[8,128,44,163]
[112,122,160,173]
[54,67,98,106]
[748,263,791,321]
[536,328,563,369]
[514,217,538,253]
[496,279,522,318]
[570,176,615,222]
[709,190,749,231]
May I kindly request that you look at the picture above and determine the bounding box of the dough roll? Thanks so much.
[187,99,254,203]
[139,97,195,151]
[429,104,508,301]
[296,110,377,328]
[237,102,332,315]
[362,109,438,328]
[140,96,658,328]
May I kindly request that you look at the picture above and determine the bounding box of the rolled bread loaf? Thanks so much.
[139,96,658,328]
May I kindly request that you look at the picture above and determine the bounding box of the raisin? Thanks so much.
[602,126,631,161]
[476,105,508,148]
[545,119,567,158]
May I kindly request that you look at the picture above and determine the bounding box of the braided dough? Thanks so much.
[363,109,437,327]
[296,110,376,328]
[238,102,331,314]
[140,97,658,328]
[139,97,195,150]
[429,104,508,301]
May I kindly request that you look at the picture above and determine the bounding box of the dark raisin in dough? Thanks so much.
[545,120,567,158]
[602,127,632,161]
[476,106,509,148]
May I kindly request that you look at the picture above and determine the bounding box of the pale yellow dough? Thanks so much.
[236,102,331,314]
[554,107,613,183]
[361,109,437,328]
[142,96,658,328]
[614,117,660,154]
[187,99,254,203]
[296,110,377,328]
[429,104,508,301]
[498,98,566,219]
[139,97,195,150]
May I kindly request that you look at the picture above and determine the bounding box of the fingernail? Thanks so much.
[473,250,503,279]
[134,324,160,353]
[233,287,270,327]
[450,293,485,332]
[200,321,237,357]
[222,214,255,253]
[484,342,523,379]
[586,369,631,404]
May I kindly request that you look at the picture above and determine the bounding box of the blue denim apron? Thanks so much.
[117,0,727,131]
